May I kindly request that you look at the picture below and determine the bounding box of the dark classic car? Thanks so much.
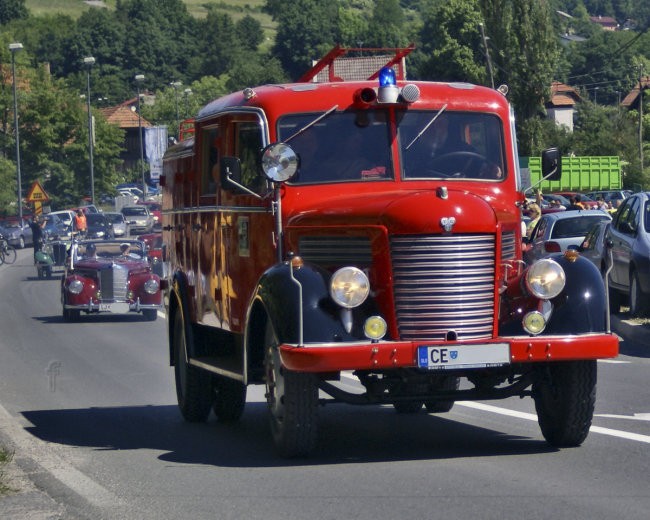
[61,239,163,322]
[605,191,650,317]
[139,232,163,277]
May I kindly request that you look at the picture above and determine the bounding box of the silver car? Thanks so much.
[104,212,129,237]
[120,205,154,234]
[0,218,33,248]
[524,210,612,264]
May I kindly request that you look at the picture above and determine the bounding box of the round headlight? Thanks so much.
[144,278,160,294]
[68,279,84,294]
[525,259,566,299]
[261,143,298,182]
[329,267,370,308]
[523,311,546,335]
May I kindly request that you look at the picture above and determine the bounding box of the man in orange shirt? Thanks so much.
[74,209,87,237]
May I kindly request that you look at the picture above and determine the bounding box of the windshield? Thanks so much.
[106,213,125,223]
[278,110,393,184]
[122,207,147,216]
[277,109,506,184]
[399,111,505,180]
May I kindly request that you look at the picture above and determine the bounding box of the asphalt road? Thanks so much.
[1,248,649,520]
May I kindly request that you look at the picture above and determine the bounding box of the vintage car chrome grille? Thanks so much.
[391,234,496,341]
[501,230,516,260]
[299,236,373,268]
[98,265,128,301]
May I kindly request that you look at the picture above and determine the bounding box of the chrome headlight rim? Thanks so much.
[67,279,84,295]
[525,258,566,300]
[144,278,160,295]
[329,267,370,309]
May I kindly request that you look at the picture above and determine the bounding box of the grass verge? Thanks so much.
[0,446,15,495]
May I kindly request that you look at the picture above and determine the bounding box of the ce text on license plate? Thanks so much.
[418,343,510,370]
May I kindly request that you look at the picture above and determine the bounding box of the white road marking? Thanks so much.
[595,413,650,422]
[458,401,650,444]
[0,402,122,508]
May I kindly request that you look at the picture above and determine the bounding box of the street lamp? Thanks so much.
[135,74,146,197]
[83,56,96,205]
[170,81,182,138]
[10,42,23,223]
[183,88,192,118]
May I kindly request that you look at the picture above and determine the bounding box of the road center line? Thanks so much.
[457,401,650,444]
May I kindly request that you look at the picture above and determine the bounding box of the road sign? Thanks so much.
[26,180,50,203]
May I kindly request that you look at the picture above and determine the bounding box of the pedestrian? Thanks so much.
[526,203,541,238]
[566,196,584,211]
[28,215,46,261]
[74,209,87,238]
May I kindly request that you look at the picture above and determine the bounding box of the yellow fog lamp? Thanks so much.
[523,311,546,335]
[364,316,387,341]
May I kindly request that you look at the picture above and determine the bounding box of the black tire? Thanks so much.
[37,267,45,279]
[62,308,80,322]
[212,375,246,422]
[264,320,318,457]
[393,400,423,413]
[424,376,460,413]
[533,361,597,447]
[142,309,158,321]
[44,266,52,279]
[629,271,648,318]
[173,309,213,422]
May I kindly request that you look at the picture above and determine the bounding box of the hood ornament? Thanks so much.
[440,216,456,233]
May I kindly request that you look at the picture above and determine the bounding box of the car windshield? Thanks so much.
[87,214,106,226]
[122,207,147,216]
[105,213,125,223]
[78,241,144,260]
[552,215,610,239]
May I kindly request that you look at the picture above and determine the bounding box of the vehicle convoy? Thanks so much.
[161,59,619,457]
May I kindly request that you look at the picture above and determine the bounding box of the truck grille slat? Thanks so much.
[391,234,496,341]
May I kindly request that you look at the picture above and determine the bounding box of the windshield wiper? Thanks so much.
[405,104,448,150]
[284,105,339,143]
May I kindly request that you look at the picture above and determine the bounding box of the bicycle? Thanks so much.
[0,235,17,265]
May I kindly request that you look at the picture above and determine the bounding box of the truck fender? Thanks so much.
[167,271,195,365]
[545,253,608,334]
[251,261,355,345]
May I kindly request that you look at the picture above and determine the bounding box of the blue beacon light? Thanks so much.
[377,67,399,103]
[379,67,396,87]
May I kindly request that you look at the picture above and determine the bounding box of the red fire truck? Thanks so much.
[161,61,618,457]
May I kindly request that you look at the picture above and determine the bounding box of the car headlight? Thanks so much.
[329,267,370,308]
[525,258,565,299]
[144,278,160,294]
[67,279,84,294]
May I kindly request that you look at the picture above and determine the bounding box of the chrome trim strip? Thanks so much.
[162,205,271,215]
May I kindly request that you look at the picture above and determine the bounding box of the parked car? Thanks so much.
[48,210,76,230]
[524,210,612,264]
[42,213,72,241]
[137,201,162,229]
[577,219,611,272]
[61,239,162,322]
[103,212,129,237]
[605,191,650,317]
[86,213,114,239]
[121,205,154,234]
[0,218,33,248]
[585,190,632,204]
[552,192,599,209]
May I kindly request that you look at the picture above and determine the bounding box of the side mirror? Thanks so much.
[220,157,242,189]
[541,147,562,181]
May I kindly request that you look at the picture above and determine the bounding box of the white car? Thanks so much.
[525,210,612,264]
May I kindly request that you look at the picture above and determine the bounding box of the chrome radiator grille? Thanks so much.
[99,265,128,301]
[391,234,496,341]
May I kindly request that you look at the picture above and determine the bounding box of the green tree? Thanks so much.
[0,0,28,25]
[364,0,407,48]
[413,0,486,84]
[266,0,340,80]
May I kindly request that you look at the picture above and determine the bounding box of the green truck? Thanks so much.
[522,156,621,192]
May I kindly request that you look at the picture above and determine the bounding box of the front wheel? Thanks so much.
[264,320,318,457]
[533,361,597,447]
[173,309,213,422]
[2,244,16,264]
[629,271,648,318]
[424,376,460,413]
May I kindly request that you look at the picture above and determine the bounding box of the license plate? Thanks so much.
[417,343,510,370]
[99,302,130,314]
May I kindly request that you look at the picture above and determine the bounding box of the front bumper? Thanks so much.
[279,333,619,373]
[63,299,162,314]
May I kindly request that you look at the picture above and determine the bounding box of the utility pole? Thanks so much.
[479,23,495,89]
[639,66,644,178]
